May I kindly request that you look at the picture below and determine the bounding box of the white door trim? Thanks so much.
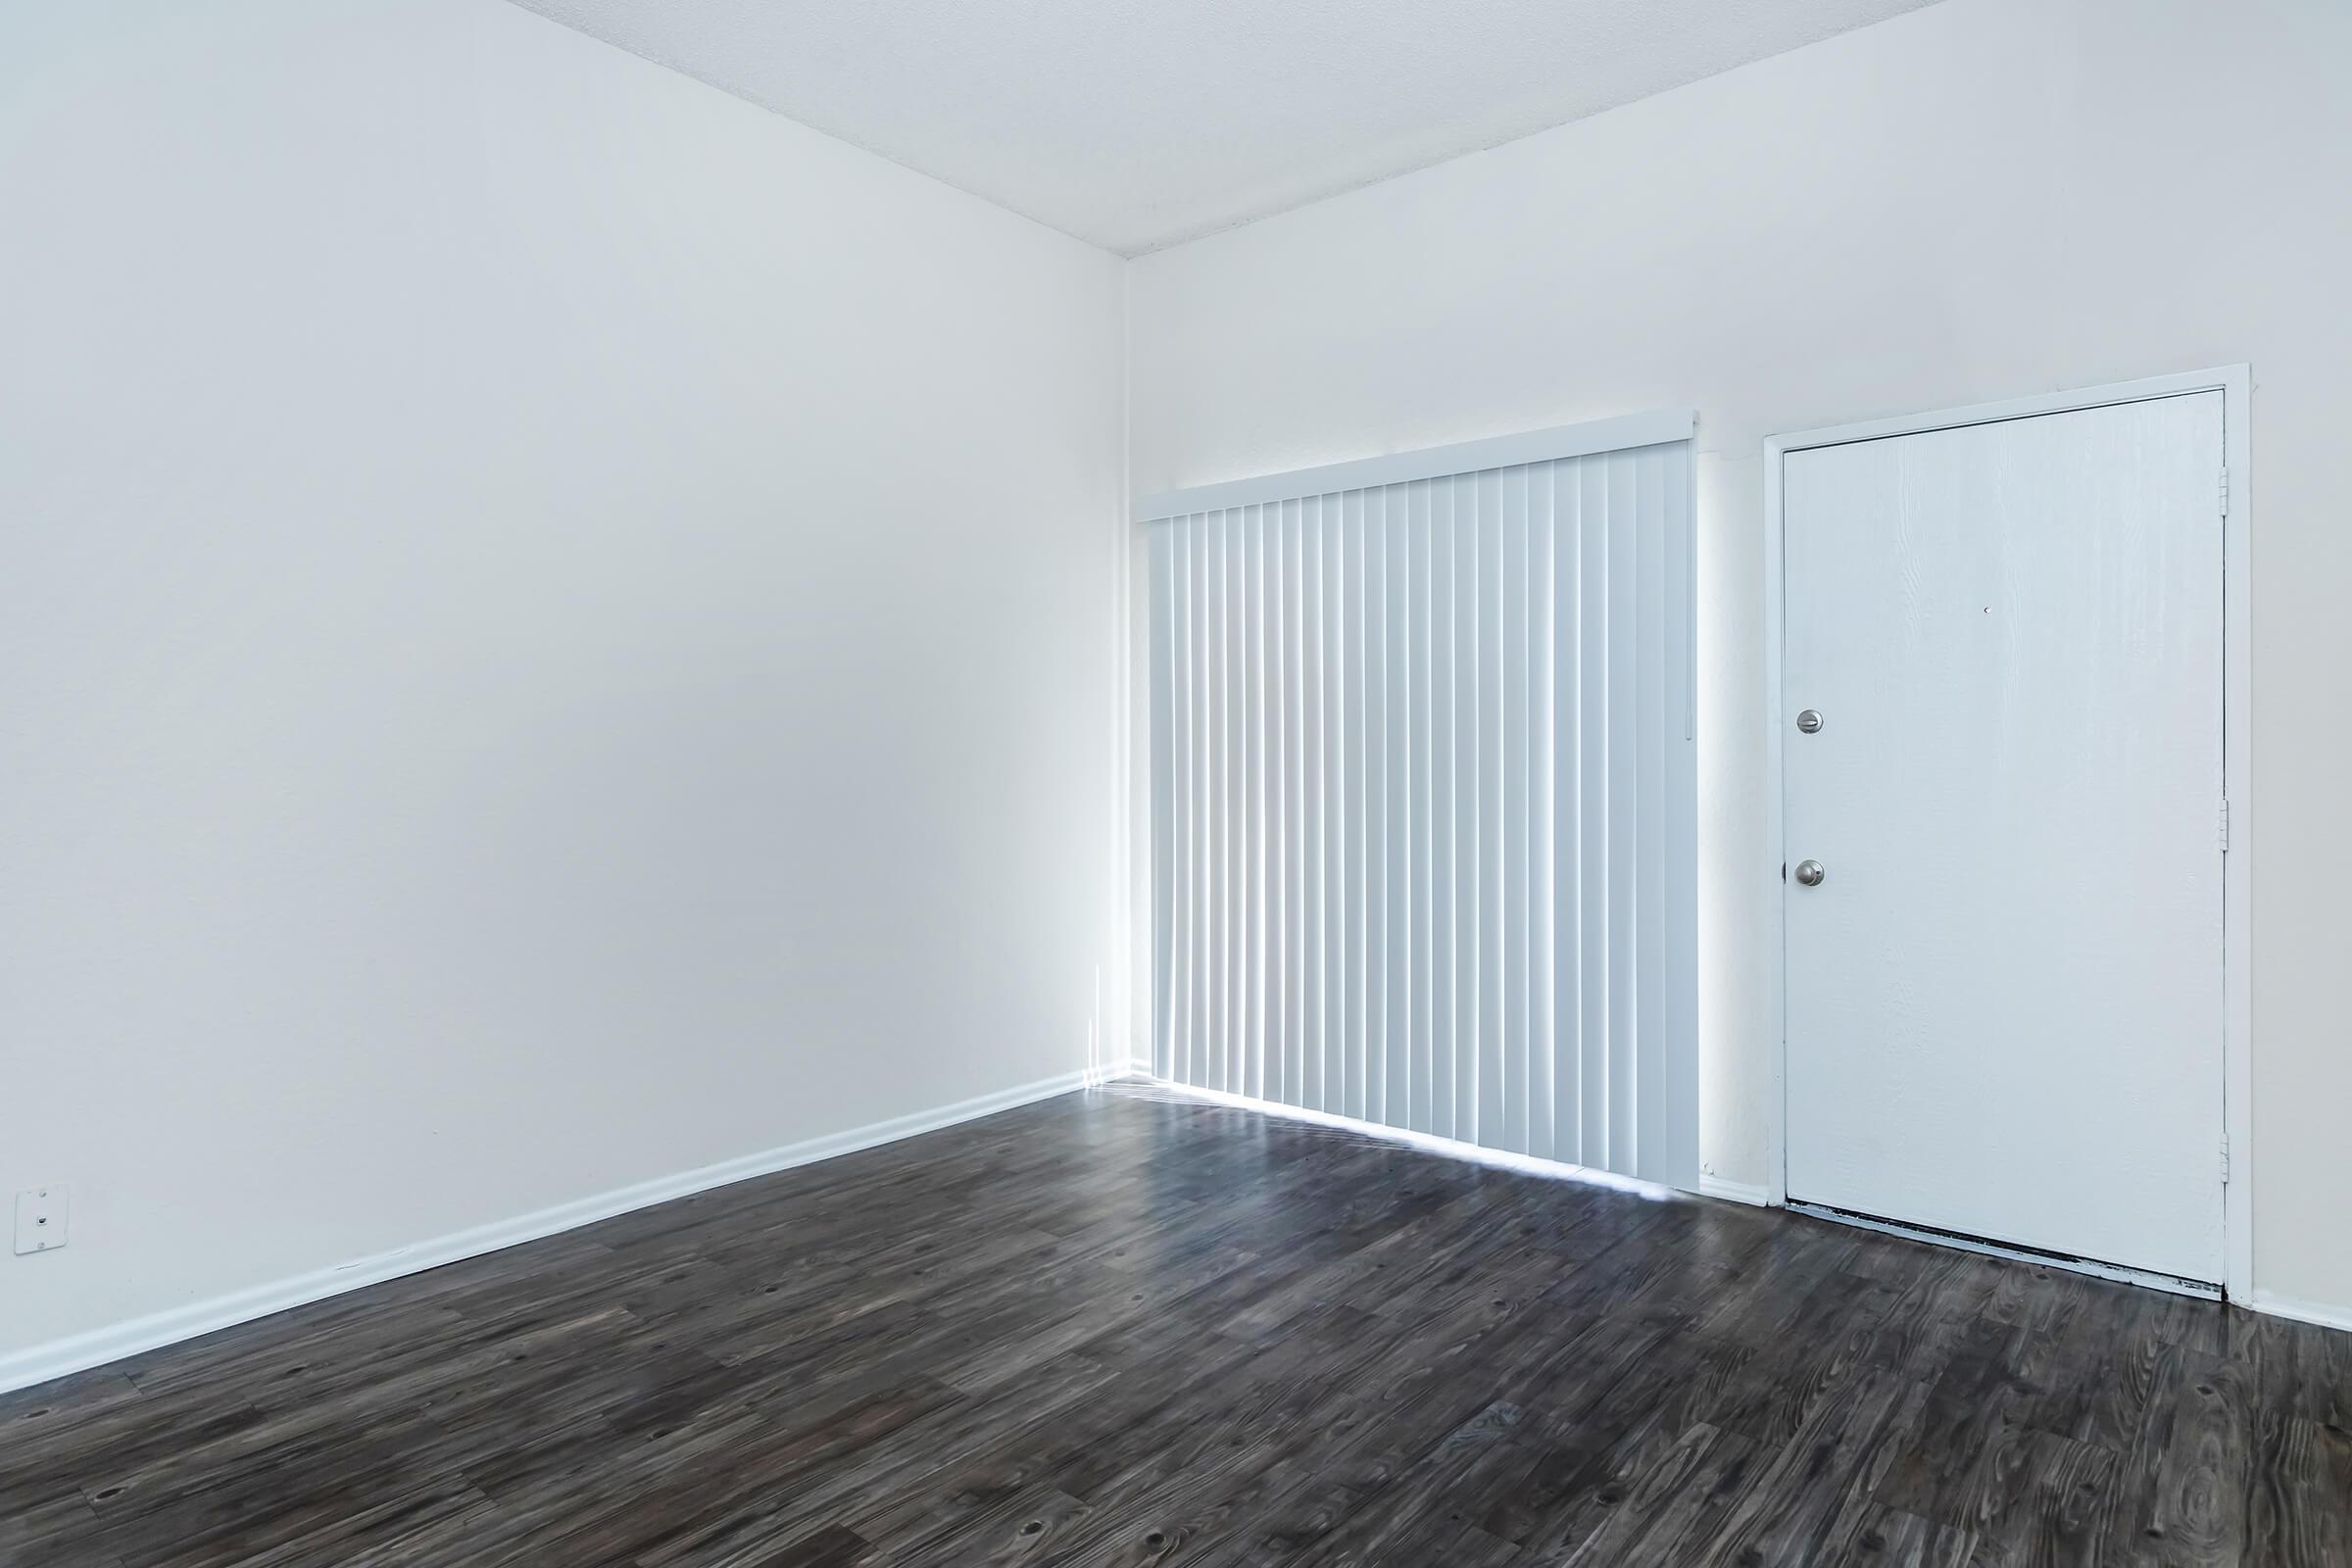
[1762,366,2253,1301]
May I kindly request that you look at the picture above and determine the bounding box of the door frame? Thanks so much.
[1761,366,2252,1300]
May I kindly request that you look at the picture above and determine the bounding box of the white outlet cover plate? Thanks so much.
[16,1184,69,1254]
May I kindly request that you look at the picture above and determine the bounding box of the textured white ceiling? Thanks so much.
[505,0,1940,255]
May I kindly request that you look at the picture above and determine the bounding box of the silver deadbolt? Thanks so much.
[1796,709,1824,734]
[1794,859,1826,887]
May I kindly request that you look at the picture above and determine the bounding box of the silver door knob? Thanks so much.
[1796,709,1824,734]
[1794,859,1826,886]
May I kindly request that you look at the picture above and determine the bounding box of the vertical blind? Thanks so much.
[1145,426,1697,1187]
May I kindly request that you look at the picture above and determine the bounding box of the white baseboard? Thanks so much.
[0,1067,1103,1397]
[1698,1174,1774,1207]
[2249,1289,2352,1334]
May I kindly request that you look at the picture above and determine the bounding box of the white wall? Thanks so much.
[1130,0,2352,1309]
[0,0,1125,1367]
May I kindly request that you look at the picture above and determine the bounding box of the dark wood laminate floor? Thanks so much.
[7,1085,2349,1567]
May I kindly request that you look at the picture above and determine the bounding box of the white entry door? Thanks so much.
[1784,391,2227,1286]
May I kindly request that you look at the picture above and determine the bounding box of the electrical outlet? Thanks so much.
[15,1184,69,1255]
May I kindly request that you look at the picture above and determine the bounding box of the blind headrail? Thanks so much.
[1134,408,1694,522]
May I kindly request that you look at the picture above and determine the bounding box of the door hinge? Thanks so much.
[2221,1134,2232,1185]
[2219,466,2230,517]
[2219,796,2230,854]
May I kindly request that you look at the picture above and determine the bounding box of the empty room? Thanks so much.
[4,0,2349,1563]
